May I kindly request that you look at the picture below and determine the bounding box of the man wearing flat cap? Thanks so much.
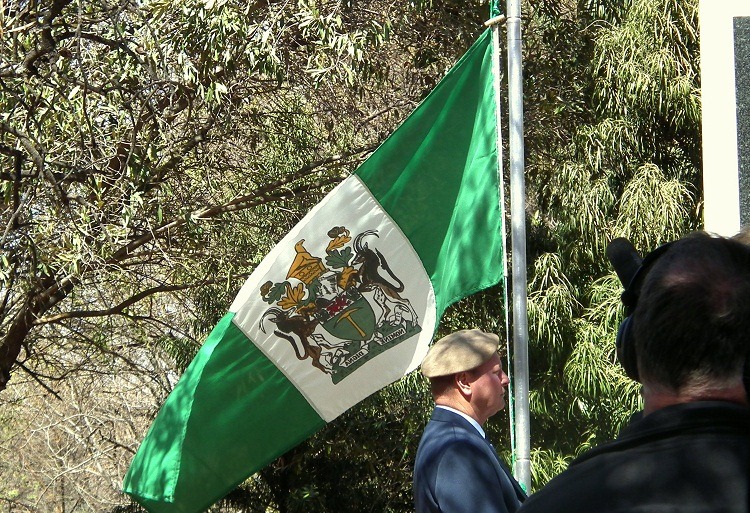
[413,329,526,513]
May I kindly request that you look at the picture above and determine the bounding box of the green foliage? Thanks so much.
[522,0,700,489]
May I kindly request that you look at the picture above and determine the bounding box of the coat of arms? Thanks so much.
[259,227,421,384]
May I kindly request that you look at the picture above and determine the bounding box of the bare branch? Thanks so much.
[17,362,63,401]
[33,272,251,325]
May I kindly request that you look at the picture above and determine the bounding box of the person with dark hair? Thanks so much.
[731,226,750,399]
[519,232,750,513]
[413,329,526,513]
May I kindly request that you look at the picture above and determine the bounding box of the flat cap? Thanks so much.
[420,329,499,378]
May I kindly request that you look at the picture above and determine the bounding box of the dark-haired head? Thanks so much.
[632,232,750,393]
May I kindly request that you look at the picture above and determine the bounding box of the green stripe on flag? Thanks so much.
[356,29,502,318]
[122,314,324,513]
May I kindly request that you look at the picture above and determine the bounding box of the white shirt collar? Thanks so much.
[436,404,486,438]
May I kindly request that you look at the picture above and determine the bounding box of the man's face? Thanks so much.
[468,353,510,423]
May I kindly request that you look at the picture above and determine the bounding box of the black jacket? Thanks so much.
[519,401,750,513]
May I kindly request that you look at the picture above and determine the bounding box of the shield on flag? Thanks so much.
[316,287,376,342]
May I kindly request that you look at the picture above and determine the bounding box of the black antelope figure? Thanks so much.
[259,308,330,373]
[352,230,418,324]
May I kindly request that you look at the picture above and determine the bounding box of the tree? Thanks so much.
[0,0,365,395]
[521,0,700,487]
[0,349,173,512]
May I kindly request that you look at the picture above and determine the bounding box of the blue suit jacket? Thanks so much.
[414,408,526,513]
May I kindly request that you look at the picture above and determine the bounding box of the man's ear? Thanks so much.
[455,372,472,397]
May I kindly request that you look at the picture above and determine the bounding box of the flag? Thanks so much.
[123,29,503,513]
[490,0,503,18]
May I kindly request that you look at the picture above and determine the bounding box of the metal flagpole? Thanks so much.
[506,0,531,491]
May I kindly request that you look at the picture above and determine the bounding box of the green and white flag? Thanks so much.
[123,29,503,513]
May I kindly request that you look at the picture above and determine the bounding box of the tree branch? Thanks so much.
[0,144,372,392]
[17,362,63,401]
[33,273,250,325]
[0,121,70,205]
[22,0,75,75]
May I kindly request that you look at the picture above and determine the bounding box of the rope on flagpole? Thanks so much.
[488,9,516,492]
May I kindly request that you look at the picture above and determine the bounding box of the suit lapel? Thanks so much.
[483,435,527,501]
[430,408,526,501]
